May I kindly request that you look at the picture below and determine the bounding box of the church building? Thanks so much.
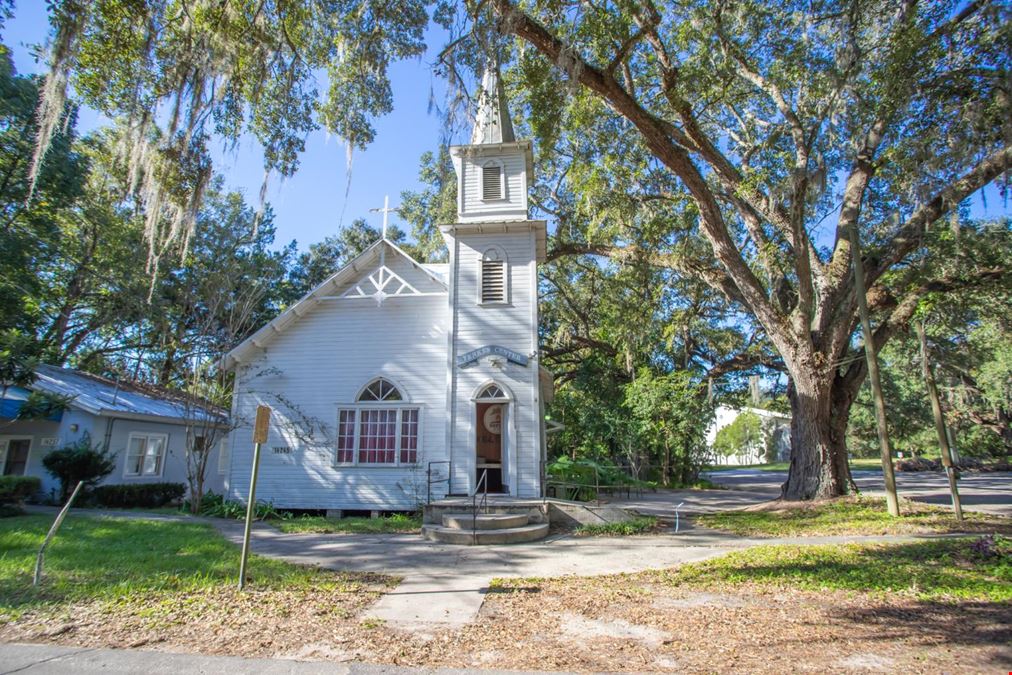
[221,69,550,511]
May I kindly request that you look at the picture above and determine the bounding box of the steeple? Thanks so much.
[470,64,515,145]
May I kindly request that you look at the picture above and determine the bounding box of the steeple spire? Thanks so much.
[470,63,515,145]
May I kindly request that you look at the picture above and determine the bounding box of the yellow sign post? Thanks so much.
[238,405,270,590]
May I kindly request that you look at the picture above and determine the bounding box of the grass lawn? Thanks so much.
[695,495,1012,537]
[574,516,659,537]
[272,513,421,534]
[652,537,1012,602]
[707,457,884,473]
[1,514,1008,671]
[0,515,393,624]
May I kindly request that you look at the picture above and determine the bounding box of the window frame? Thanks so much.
[123,432,168,478]
[477,245,510,306]
[217,437,230,475]
[0,436,33,477]
[334,380,422,468]
[479,160,506,202]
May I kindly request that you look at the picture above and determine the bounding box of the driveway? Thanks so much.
[703,468,1012,516]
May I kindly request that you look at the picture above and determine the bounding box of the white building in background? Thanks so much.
[706,405,792,466]
[222,68,552,511]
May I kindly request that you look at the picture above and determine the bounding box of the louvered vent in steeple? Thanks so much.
[480,248,507,303]
[482,164,503,200]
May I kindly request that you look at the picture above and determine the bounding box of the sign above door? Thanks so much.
[457,345,529,368]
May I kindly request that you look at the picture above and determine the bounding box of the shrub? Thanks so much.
[93,482,186,509]
[0,475,41,504]
[193,491,283,520]
[42,433,115,501]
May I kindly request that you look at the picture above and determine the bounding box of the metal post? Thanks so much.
[34,481,84,586]
[239,405,270,590]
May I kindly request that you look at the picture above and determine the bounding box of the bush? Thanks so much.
[42,433,115,501]
[93,482,185,509]
[193,491,283,520]
[0,475,41,504]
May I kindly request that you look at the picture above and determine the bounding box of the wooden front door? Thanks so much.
[3,439,30,476]
[475,402,505,492]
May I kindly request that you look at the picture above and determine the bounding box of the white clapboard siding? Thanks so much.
[448,226,542,497]
[228,252,450,510]
[459,154,528,223]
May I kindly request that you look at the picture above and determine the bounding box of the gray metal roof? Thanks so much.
[33,364,228,425]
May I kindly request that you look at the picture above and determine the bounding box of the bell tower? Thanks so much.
[440,65,548,498]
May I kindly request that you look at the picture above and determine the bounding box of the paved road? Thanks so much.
[703,468,1012,516]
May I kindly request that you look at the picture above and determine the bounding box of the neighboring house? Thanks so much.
[222,67,552,512]
[0,364,228,499]
[706,405,792,466]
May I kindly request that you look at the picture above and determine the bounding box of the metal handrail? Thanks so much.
[471,469,489,544]
[426,460,450,504]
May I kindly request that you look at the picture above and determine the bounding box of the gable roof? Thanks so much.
[29,364,228,425]
[224,238,447,371]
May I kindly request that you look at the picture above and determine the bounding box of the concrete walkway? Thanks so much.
[0,643,550,674]
[209,519,978,633]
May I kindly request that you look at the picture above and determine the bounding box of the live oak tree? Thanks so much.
[468,0,1010,499]
[34,1,1009,500]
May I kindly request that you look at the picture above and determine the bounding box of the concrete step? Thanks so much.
[421,522,549,545]
[441,512,529,530]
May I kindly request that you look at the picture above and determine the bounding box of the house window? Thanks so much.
[482,162,504,201]
[480,247,508,304]
[335,379,420,466]
[1,438,31,476]
[125,433,167,477]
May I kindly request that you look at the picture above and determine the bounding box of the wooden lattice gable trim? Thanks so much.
[338,263,443,302]
[222,239,447,370]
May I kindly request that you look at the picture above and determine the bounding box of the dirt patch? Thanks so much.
[559,612,669,647]
[1,574,1008,672]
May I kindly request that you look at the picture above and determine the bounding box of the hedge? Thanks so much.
[0,475,41,504]
[92,482,186,509]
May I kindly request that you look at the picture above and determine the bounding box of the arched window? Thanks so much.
[479,246,508,304]
[481,161,505,201]
[336,379,419,466]
[476,383,508,400]
[358,378,402,401]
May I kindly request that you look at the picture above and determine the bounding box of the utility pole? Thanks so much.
[917,321,963,520]
[848,225,901,516]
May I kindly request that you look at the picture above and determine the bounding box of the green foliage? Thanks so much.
[0,476,41,504]
[192,492,284,521]
[546,456,656,500]
[275,513,421,535]
[625,370,714,485]
[14,390,73,420]
[657,539,1012,603]
[0,515,392,618]
[41,433,115,501]
[92,482,185,509]
[0,329,38,393]
[696,497,1012,537]
[712,411,762,458]
[574,516,658,537]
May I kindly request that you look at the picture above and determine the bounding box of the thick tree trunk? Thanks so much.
[781,371,854,500]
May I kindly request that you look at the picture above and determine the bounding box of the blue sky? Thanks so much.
[4,4,457,253]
